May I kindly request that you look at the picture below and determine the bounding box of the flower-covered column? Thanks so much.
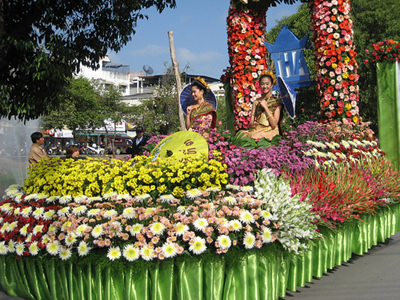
[310,0,360,123]
[224,2,269,131]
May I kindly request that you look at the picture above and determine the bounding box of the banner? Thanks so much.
[376,61,400,166]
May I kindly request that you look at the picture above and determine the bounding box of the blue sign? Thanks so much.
[265,25,314,90]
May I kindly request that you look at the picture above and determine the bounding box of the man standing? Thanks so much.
[28,132,49,165]
[129,126,149,156]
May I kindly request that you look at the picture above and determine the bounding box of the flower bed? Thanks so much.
[1,121,400,299]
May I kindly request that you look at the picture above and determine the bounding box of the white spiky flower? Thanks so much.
[59,247,72,260]
[239,210,255,224]
[129,224,143,236]
[159,194,175,203]
[243,233,256,249]
[229,220,243,232]
[175,223,189,236]
[186,189,202,200]
[46,241,60,255]
[72,205,87,216]
[87,208,101,217]
[189,236,207,255]
[122,207,137,219]
[123,244,140,262]
[29,242,39,256]
[103,209,118,219]
[91,224,104,238]
[107,247,121,261]
[261,227,273,243]
[140,245,154,261]
[193,218,209,231]
[149,222,166,236]
[161,242,177,258]
[77,241,91,256]
[217,235,232,250]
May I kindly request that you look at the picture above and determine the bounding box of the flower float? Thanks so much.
[310,0,360,123]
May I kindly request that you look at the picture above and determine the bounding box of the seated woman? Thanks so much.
[243,71,283,140]
[65,145,80,160]
[185,77,217,135]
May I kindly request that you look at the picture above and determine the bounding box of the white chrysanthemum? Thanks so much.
[217,235,232,250]
[261,210,272,220]
[123,244,140,262]
[162,242,177,258]
[186,189,202,200]
[107,247,121,261]
[224,196,237,205]
[19,224,30,236]
[341,140,350,149]
[122,207,137,219]
[43,210,55,221]
[59,195,72,204]
[32,207,45,220]
[57,207,70,217]
[87,196,102,203]
[193,218,209,231]
[0,223,7,234]
[129,224,143,236]
[189,236,207,255]
[243,233,256,249]
[261,227,273,243]
[91,224,104,238]
[46,241,60,255]
[77,241,91,256]
[29,242,39,256]
[149,222,166,236]
[87,208,101,217]
[103,192,117,200]
[45,196,59,204]
[6,221,18,232]
[59,247,72,260]
[14,194,23,203]
[206,186,221,193]
[134,194,151,203]
[175,223,189,236]
[13,207,20,216]
[240,186,254,193]
[76,224,88,237]
[141,245,154,261]
[41,234,51,244]
[7,240,15,253]
[239,210,255,224]
[72,205,87,216]
[177,206,191,215]
[116,194,131,201]
[33,225,44,235]
[24,194,39,201]
[15,242,25,256]
[61,221,72,232]
[74,195,87,204]
[0,241,7,255]
[229,220,243,232]
[159,194,175,204]
[37,193,48,200]
[48,224,57,234]
[65,233,78,246]
[103,209,118,219]
[226,184,240,191]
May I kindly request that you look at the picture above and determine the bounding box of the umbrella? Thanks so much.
[277,75,296,119]
[150,131,209,162]
[179,83,217,115]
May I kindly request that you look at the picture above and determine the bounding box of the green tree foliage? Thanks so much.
[0,0,176,121]
[267,0,400,134]
[41,77,131,134]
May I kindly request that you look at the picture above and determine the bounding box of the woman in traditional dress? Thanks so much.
[186,77,217,133]
[244,71,283,140]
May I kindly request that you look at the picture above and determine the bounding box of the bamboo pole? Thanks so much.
[168,30,186,131]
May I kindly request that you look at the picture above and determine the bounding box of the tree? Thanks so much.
[41,77,132,135]
[0,0,176,121]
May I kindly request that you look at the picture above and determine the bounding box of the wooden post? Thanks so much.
[168,30,186,131]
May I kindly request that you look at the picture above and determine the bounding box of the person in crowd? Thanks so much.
[243,71,283,140]
[65,145,80,160]
[129,126,149,156]
[186,77,217,133]
[28,132,49,165]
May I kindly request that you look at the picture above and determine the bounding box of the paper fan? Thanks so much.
[277,75,297,119]
[179,83,217,115]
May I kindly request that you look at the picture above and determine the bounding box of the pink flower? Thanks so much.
[338,101,344,108]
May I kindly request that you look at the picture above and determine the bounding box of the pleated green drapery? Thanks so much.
[1,204,399,300]
[376,61,400,167]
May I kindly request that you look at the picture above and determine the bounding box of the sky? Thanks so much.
[108,0,301,80]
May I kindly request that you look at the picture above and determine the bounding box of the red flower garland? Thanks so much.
[364,40,400,64]
[310,0,360,123]
[225,5,268,130]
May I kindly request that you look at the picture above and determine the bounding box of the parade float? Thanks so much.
[2,0,400,299]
